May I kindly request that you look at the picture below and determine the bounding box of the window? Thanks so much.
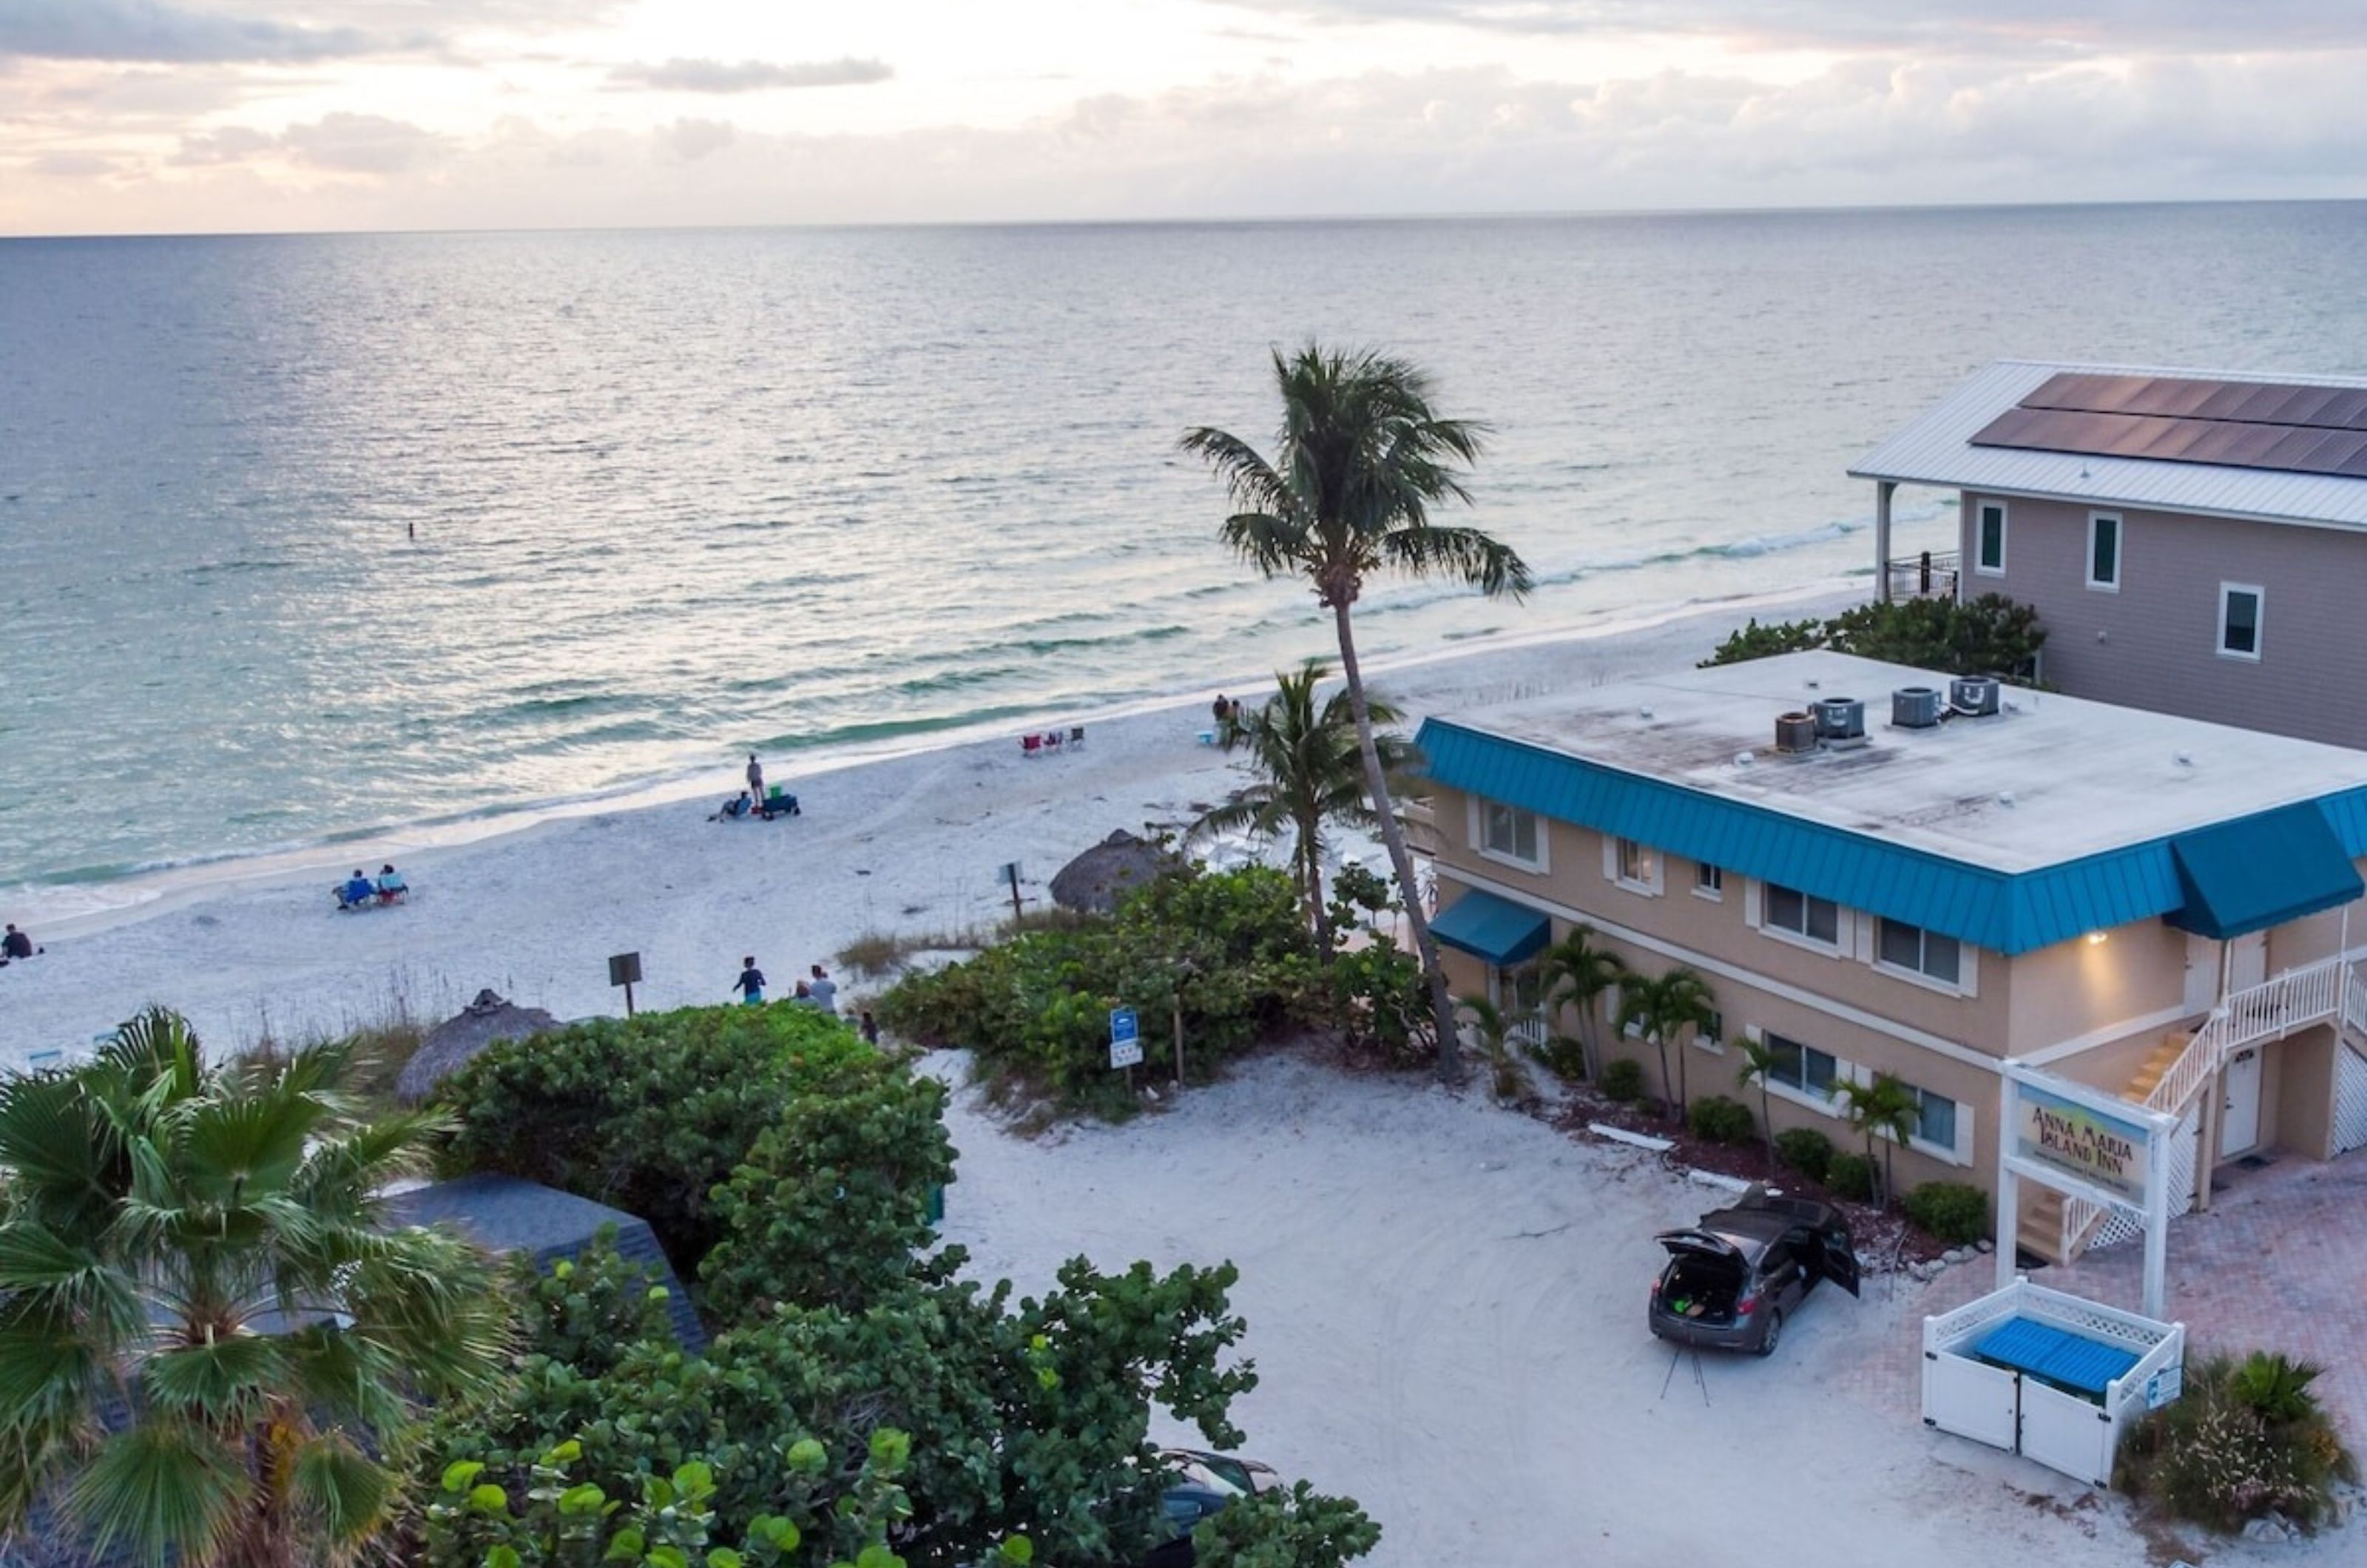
[1765,1033,1840,1101]
[1480,800,1541,865]
[1763,882,1840,946]
[1903,1082,1959,1152]
[1877,917,1962,985]
[1615,837,1656,888]
[2219,583,2263,661]
[1694,862,1724,899]
[1696,1009,1725,1051]
[2086,512,2121,591]
[1975,502,2007,575]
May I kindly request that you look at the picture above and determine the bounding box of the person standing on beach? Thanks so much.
[858,1010,880,1046]
[746,753,765,803]
[735,956,766,1005]
[808,964,837,1014]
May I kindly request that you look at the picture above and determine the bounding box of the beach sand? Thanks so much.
[0,585,1854,1066]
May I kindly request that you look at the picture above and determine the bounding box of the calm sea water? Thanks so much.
[4,202,2366,902]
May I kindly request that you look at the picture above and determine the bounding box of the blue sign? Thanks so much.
[1109,1007,1143,1069]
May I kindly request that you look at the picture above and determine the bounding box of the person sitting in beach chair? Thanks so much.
[335,870,377,910]
[374,863,408,905]
[711,791,755,822]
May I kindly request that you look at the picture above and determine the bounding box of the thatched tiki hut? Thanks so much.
[395,988,556,1104]
[1050,829,1177,913]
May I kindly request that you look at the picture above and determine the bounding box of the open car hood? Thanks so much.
[1655,1228,1746,1263]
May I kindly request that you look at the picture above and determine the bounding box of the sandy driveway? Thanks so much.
[933,1048,2197,1568]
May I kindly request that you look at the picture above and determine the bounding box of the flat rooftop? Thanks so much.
[1442,651,2367,873]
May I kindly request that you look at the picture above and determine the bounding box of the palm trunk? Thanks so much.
[1300,811,1333,958]
[1759,1084,1775,1167]
[1331,599,1462,1083]
[1675,1030,1690,1116]
[1655,1036,1674,1117]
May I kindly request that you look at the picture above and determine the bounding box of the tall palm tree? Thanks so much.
[1734,1035,1782,1169]
[1190,659,1415,954]
[1838,1072,1921,1207]
[0,1008,510,1568]
[1184,345,1532,1083]
[1536,926,1626,1082]
[1615,967,1717,1118]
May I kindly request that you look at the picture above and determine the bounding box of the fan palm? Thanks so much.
[1191,659,1414,954]
[0,1007,510,1568]
[1614,967,1717,1118]
[1184,345,1532,1083]
[1536,925,1626,1083]
[1837,1072,1921,1207]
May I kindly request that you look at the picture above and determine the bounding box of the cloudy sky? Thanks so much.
[3,1,2363,234]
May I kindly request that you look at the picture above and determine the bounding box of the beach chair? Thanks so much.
[1069,726,1086,749]
[1021,734,1043,760]
[1043,731,1062,754]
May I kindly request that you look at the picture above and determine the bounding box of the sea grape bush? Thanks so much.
[513,1225,676,1376]
[1702,592,2047,682]
[1192,1483,1382,1568]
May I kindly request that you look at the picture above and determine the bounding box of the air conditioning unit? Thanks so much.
[1775,712,1820,754]
[1813,697,1865,743]
[1891,686,1943,729]
[1951,676,2001,717]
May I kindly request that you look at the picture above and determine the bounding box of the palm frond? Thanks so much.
[1378,524,1533,599]
[67,1419,249,1568]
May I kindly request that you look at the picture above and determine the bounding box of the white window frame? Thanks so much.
[1468,796,1547,873]
[1872,916,1978,996]
[1692,862,1724,902]
[1974,501,2007,577]
[1607,835,1662,896]
[2218,581,2263,663]
[2085,510,2122,592]
[1897,1079,1976,1166]
[1758,879,1844,956]
[1755,1027,1845,1116]
[1692,1007,1726,1055]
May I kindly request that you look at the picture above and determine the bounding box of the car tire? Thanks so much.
[1755,1310,1783,1357]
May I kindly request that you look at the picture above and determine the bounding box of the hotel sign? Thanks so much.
[2014,1083,2150,1206]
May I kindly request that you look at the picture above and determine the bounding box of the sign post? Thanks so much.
[1996,1063,2179,1318]
[999,861,1025,925]
[607,951,643,1016]
[1109,1007,1143,1092]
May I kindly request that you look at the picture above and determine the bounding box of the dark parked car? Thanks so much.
[1648,1189,1860,1355]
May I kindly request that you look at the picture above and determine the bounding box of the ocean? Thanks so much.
[4,201,2366,912]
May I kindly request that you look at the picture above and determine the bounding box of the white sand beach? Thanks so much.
[0,586,1854,1065]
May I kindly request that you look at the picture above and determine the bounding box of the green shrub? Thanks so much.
[1530,1033,1590,1083]
[877,866,1317,1109]
[1826,1151,1874,1201]
[439,1003,881,1275]
[1192,1481,1382,1568]
[1774,1127,1834,1182]
[1902,1182,1988,1246]
[512,1226,675,1376]
[1686,1095,1754,1145]
[1599,1058,1646,1103]
[1703,592,2046,683]
[2116,1352,2360,1533]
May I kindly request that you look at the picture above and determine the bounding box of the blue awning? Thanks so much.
[2167,801,2365,941]
[1431,888,1551,966]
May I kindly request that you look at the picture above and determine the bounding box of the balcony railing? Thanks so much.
[1885,550,1959,600]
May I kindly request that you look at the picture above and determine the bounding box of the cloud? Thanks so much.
[0,1,379,64]
[607,56,893,93]
[30,149,118,175]
[163,110,441,171]
[657,115,735,162]
[169,121,274,163]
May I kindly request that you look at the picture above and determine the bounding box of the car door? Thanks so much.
[1818,1223,1862,1297]
[1760,1237,1807,1313]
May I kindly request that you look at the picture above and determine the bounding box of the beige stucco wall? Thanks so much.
[2274,1031,2336,1161]
[2005,919,2192,1055]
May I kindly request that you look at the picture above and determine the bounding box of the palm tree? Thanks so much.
[1837,1072,1921,1206]
[0,1008,511,1568]
[1536,925,1626,1082]
[1734,1035,1782,1169]
[1615,967,1717,1118]
[1453,994,1526,1104]
[1184,345,1532,1083]
[1191,659,1415,955]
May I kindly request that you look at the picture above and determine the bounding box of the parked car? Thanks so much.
[1158,1447,1280,1497]
[1648,1189,1860,1355]
[1099,1453,1281,1568]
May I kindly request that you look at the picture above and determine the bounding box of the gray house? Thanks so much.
[1853,361,2367,748]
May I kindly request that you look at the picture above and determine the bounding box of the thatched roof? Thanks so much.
[395,988,556,1105]
[1050,829,1177,913]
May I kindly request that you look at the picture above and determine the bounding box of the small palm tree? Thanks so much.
[1191,659,1414,955]
[1615,967,1717,1118]
[1185,345,1533,1084]
[1734,1035,1781,1168]
[1837,1072,1920,1206]
[1454,994,1526,1104]
[0,1007,511,1567]
[1537,925,1626,1083]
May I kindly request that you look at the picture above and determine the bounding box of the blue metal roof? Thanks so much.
[1432,887,1552,964]
[2167,801,2365,940]
[1417,718,2367,956]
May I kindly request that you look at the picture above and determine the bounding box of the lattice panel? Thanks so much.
[2083,1104,2200,1255]
[2337,1047,2367,1155]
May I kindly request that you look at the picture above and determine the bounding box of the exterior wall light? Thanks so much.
[2085,930,2109,945]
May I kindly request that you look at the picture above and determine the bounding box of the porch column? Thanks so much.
[1874,481,1896,603]
[1993,1083,2019,1291]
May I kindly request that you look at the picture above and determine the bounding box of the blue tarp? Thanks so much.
[1431,888,1552,965]
[2167,801,2365,940]
[1972,1317,2141,1398]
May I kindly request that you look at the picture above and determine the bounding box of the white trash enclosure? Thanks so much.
[1922,1277,2186,1487]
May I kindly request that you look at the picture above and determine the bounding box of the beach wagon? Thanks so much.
[1648,1190,1861,1356]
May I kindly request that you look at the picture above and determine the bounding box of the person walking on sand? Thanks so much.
[858,1009,879,1046]
[735,956,766,1006]
[808,964,837,1014]
[746,753,766,804]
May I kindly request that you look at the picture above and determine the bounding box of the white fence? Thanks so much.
[1922,1277,2186,1489]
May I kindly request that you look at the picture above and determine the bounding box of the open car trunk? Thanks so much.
[1656,1231,1746,1325]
